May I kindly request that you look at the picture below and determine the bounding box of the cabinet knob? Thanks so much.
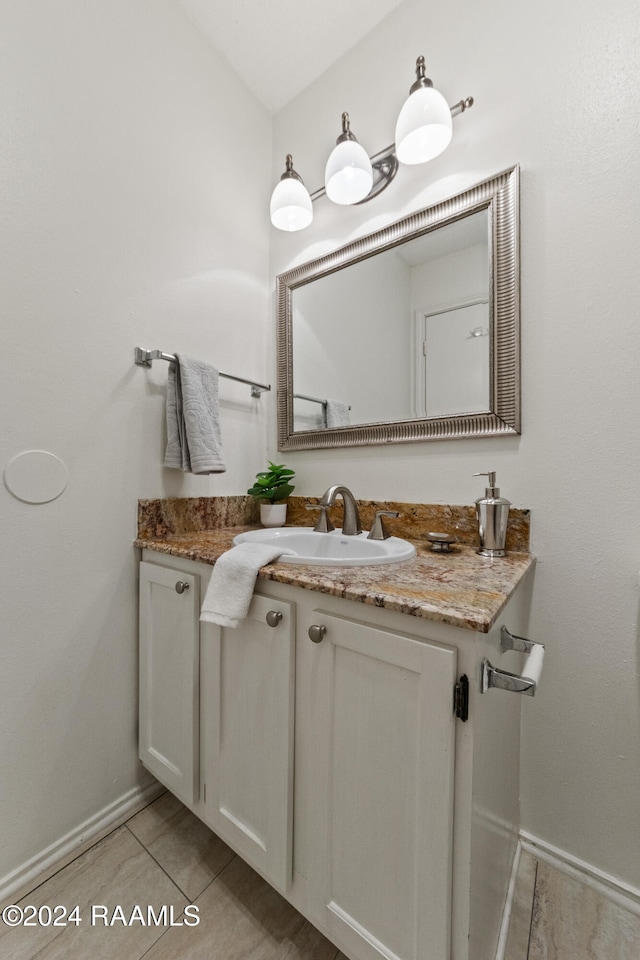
[308,624,326,644]
[266,610,283,627]
[175,580,190,594]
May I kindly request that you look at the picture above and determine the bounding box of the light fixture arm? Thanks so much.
[356,146,398,204]
[451,96,474,117]
[309,95,473,204]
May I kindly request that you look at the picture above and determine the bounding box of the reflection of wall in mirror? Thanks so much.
[293,253,412,430]
[411,242,490,418]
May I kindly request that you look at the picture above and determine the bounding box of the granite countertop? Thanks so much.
[135,515,535,634]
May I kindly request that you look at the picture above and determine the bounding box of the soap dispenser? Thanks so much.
[473,472,510,557]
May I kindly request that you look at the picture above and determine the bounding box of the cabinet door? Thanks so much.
[139,561,200,806]
[309,610,457,960]
[201,592,295,894]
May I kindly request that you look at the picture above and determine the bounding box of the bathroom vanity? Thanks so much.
[136,505,536,960]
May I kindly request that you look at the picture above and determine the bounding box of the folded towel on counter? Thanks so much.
[200,543,294,628]
[164,354,226,474]
[325,398,350,428]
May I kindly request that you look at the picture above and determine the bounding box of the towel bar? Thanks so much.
[480,626,545,697]
[294,392,328,409]
[134,348,271,398]
[293,392,351,411]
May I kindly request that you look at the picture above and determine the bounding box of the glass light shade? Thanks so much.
[324,140,373,205]
[395,85,453,165]
[270,176,313,232]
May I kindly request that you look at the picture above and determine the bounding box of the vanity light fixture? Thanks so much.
[395,55,453,164]
[324,112,373,205]
[270,154,314,232]
[270,55,474,231]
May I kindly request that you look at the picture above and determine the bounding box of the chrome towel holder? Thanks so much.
[134,348,271,399]
[481,626,545,697]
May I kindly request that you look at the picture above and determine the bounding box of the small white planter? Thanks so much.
[260,502,287,528]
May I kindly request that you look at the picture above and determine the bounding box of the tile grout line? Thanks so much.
[123,822,216,903]
[137,921,175,960]
[525,858,539,960]
[122,823,193,899]
[123,821,240,902]
[135,852,244,960]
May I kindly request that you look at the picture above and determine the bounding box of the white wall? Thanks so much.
[0,0,271,884]
[271,0,640,889]
[293,252,411,426]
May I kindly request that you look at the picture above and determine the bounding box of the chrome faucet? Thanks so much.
[317,484,362,536]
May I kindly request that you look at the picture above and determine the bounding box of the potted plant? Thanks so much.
[247,461,296,527]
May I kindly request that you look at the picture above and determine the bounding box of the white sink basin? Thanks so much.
[233,527,416,567]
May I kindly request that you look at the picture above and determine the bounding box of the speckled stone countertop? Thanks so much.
[135,496,534,634]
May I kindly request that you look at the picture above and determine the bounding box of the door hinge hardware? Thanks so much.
[454,675,469,721]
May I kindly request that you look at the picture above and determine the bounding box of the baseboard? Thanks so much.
[520,830,640,917]
[0,780,164,904]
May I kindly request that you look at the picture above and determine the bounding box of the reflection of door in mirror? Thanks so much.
[420,302,490,417]
[410,212,490,418]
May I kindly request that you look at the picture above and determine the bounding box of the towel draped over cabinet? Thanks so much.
[200,543,294,628]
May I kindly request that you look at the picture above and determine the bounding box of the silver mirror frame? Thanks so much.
[276,165,520,450]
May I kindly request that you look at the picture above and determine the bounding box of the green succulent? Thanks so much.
[247,461,295,503]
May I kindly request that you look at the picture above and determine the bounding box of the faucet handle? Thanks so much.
[305,503,335,532]
[367,510,399,541]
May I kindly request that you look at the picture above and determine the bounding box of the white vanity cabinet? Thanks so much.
[294,607,457,960]
[138,560,200,806]
[138,553,295,893]
[138,549,532,960]
[199,590,296,895]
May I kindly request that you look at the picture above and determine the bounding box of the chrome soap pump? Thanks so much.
[473,472,510,557]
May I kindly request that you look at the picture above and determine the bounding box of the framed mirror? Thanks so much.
[276,166,519,450]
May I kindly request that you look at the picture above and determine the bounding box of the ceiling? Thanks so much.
[177,0,408,114]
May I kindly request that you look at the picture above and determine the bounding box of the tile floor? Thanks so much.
[505,849,640,960]
[2,791,639,959]
[0,791,342,960]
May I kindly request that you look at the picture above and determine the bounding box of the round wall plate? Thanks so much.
[4,450,69,504]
